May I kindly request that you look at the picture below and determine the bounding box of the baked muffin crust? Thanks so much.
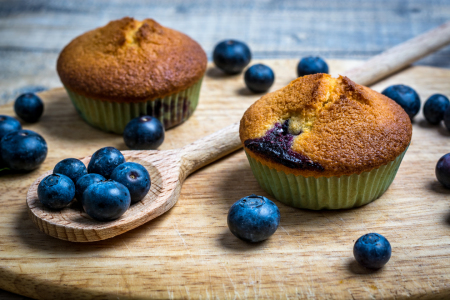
[57,17,207,102]
[240,74,412,178]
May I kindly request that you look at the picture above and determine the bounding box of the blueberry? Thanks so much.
[14,93,44,123]
[54,158,88,184]
[38,173,75,210]
[297,56,329,77]
[0,116,22,168]
[111,162,151,203]
[381,85,421,119]
[213,40,251,74]
[87,147,125,178]
[0,115,21,140]
[227,194,280,242]
[123,116,164,150]
[0,130,47,171]
[244,64,275,93]
[353,233,392,269]
[83,180,131,221]
[424,94,450,125]
[75,173,106,201]
[436,153,450,188]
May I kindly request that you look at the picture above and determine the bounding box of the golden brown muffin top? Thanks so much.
[57,17,207,102]
[240,74,412,178]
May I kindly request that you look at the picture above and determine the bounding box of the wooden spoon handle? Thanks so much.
[179,122,241,176]
[343,21,450,85]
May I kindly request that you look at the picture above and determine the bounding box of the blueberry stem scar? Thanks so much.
[244,119,324,171]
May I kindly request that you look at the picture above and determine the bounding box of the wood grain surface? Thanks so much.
[1,59,450,299]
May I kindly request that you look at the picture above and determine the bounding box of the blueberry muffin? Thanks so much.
[240,74,412,210]
[57,17,207,134]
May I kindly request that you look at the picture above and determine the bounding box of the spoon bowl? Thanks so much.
[27,124,241,242]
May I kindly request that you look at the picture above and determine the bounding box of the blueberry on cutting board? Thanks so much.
[382,85,421,119]
[227,194,280,242]
[353,233,391,269]
[87,147,125,178]
[213,40,251,74]
[123,116,164,150]
[423,94,450,125]
[0,129,47,171]
[14,93,44,123]
[297,56,329,77]
[436,153,450,188]
[38,174,75,210]
[244,64,275,93]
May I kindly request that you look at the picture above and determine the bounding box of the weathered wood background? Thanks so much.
[1,0,450,106]
[0,1,450,299]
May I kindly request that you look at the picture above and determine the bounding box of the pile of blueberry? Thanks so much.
[123,115,165,150]
[213,40,328,94]
[0,93,47,172]
[353,233,391,269]
[38,146,151,221]
[14,93,44,123]
[227,194,280,243]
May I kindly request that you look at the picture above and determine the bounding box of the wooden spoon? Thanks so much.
[27,21,450,242]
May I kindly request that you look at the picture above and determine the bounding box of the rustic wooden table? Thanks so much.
[1,1,449,299]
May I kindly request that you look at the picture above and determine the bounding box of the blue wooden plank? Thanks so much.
[0,0,449,105]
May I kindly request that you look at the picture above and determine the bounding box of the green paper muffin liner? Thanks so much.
[64,78,203,134]
[245,149,407,210]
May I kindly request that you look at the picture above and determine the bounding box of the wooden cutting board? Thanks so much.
[1,59,450,300]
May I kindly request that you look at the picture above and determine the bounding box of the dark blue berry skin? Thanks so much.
[87,147,125,178]
[0,130,47,171]
[353,233,392,269]
[297,56,329,77]
[75,173,105,201]
[442,104,450,132]
[14,93,44,123]
[436,153,450,188]
[83,180,131,221]
[54,158,87,184]
[0,115,21,140]
[244,64,275,93]
[0,116,22,168]
[424,94,450,125]
[123,116,165,150]
[38,173,75,210]
[382,85,421,119]
[227,194,280,242]
[213,40,252,74]
[111,162,151,203]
